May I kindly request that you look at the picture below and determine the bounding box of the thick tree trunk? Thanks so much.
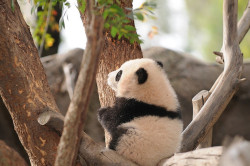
[94,0,143,107]
[0,0,60,165]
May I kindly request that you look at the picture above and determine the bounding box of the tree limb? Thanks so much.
[238,0,250,44]
[181,0,243,152]
[54,0,104,165]
[38,111,138,166]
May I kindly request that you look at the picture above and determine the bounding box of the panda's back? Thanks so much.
[115,116,182,166]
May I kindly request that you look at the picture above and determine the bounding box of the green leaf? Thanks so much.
[135,12,144,21]
[118,34,123,40]
[103,10,109,20]
[104,22,110,29]
[111,26,118,37]
[124,25,136,31]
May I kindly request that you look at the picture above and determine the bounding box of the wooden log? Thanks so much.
[159,146,222,166]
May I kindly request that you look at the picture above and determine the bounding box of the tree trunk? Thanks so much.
[94,0,143,107]
[0,0,60,165]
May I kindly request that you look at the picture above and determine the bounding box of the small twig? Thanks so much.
[38,0,53,57]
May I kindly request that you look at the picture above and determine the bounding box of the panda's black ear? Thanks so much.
[156,61,163,68]
[136,68,148,84]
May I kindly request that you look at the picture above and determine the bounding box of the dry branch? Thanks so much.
[238,0,250,43]
[181,0,243,152]
[38,111,137,166]
[54,0,104,165]
[192,90,212,148]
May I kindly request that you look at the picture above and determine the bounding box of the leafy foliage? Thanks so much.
[32,0,66,50]
[32,0,156,48]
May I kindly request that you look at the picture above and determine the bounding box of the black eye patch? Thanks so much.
[136,68,148,84]
[115,70,123,82]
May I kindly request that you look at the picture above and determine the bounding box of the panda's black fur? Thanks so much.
[98,97,182,150]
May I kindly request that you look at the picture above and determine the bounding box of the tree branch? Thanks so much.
[38,111,138,166]
[54,0,105,165]
[238,0,250,44]
[181,0,243,152]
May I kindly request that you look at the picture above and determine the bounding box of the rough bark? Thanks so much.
[181,0,243,152]
[0,140,28,166]
[0,0,60,165]
[54,0,104,165]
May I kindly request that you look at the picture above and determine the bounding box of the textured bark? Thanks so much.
[0,140,28,166]
[0,0,60,165]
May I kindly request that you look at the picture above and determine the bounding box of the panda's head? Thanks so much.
[108,58,179,111]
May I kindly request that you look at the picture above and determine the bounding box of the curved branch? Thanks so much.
[238,0,250,43]
[181,0,243,152]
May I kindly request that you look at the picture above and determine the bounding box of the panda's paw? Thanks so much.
[97,107,111,121]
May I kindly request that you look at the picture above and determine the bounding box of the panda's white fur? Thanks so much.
[98,58,183,166]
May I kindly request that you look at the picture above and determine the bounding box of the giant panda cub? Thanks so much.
[98,58,183,166]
